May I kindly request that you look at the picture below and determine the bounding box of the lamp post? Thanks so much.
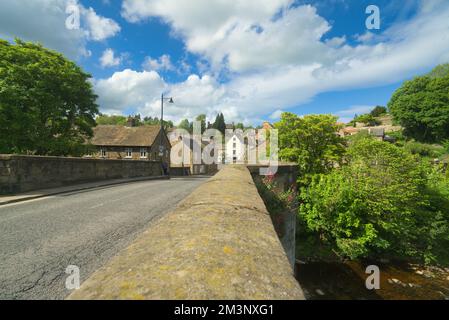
[160,93,174,132]
[160,93,174,175]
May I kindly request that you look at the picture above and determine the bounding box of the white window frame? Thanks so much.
[125,148,133,159]
[140,148,148,159]
[100,148,107,158]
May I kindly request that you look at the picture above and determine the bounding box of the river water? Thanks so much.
[295,260,449,300]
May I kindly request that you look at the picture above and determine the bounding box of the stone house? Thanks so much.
[169,135,218,175]
[89,125,171,168]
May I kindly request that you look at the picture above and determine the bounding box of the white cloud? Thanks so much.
[100,48,121,67]
[94,69,166,115]
[95,0,449,125]
[269,110,284,120]
[0,0,120,59]
[82,6,120,41]
[142,54,175,71]
[122,1,333,72]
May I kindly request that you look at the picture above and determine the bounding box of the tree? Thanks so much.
[235,122,245,130]
[195,114,206,133]
[299,136,449,263]
[388,64,449,143]
[370,106,387,117]
[143,116,173,128]
[177,119,192,133]
[349,114,381,127]
[212,113,226,134]
[275,113,346,186]
[96,114,127,125]
[0,39,98,156]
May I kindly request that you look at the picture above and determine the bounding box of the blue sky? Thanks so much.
[1,0,448,125]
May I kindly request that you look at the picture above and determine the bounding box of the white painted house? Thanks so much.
[225,133,245,164]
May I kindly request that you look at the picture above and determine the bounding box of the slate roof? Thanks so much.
[91,125,161,147]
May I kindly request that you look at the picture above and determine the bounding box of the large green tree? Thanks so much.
[276,113,346,186]
[388,64,449,143]
[0,39,98,156]
[299,136,449,263]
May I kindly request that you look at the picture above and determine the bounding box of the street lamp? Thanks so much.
[160,93,174,175]
[161,93,174,131]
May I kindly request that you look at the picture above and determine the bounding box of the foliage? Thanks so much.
[235,122,245,130]
[349,113,381,127]
[403,141,446,159]
[255,174,297,215]
[0,39,98,156]
[275,113,346,187]
[299,136,449,264]
[143,115,173,128]
[370,106,388,117]
[96,113,173,128]
[388,64,449,143]
[177,119,192,133]
[96,114,128,125]
[212,113,226,134]
[195,114,206,133]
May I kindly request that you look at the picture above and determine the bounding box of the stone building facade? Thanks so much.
[89,125,171,169]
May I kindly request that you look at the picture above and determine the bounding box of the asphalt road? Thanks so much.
[0,177,208,300]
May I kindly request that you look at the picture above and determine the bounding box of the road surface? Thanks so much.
[0,177,208,300]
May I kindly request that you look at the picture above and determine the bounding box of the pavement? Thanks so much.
[0,176,169,206]
[0,176,208,300]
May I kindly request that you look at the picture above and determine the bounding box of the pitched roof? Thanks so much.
[91,125,162,147]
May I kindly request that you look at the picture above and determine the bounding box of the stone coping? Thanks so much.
[68,165,304,300]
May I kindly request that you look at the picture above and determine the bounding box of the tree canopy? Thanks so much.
[212,113,226,134]
[0,39,98,156]
[388,64,449,143]
[299,135,449,263]
[275,113,346,186]
[370,106,387,117]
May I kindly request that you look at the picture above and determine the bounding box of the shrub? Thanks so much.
[403,141,445,158]
[299,137,449,264]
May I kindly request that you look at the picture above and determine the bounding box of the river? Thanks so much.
[295,260,449,300]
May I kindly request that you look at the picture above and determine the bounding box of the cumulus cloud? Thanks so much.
[0,0,120,59]
[142,54,175,72]
[94,69,167,115]
[92,0,449,124]
[82,6,121,41]
[100,48,121,67]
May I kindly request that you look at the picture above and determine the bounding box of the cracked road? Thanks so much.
[0,177,208,300]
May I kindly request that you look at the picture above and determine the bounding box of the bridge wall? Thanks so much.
[248,164,298,269]
[68,165,304,300]
[0,154,163,194]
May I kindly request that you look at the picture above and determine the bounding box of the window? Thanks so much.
[233,143,236,148]
[100,148,107,158]
[140,148,148,159]
[233,150,236,155]
[125,148,133,158]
